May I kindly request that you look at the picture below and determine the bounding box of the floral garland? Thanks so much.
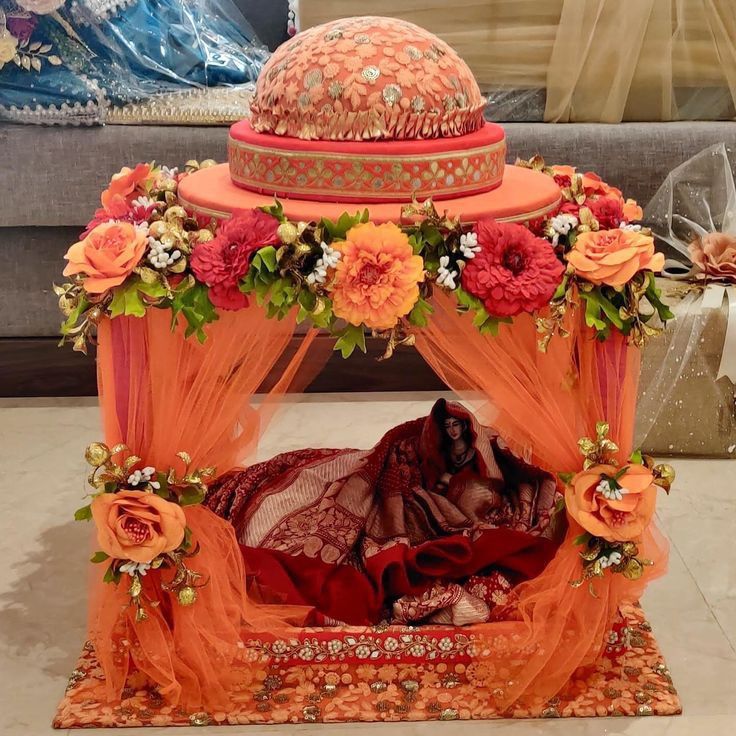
[562,423,674,591]
[75,442,214,621]
[57,157,673,358]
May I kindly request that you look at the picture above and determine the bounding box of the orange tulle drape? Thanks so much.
[414,291,668,709]
[91,307,317,709]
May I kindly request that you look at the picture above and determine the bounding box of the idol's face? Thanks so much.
[443,417,464,441]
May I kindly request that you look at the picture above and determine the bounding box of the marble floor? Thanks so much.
[1,393,735,736]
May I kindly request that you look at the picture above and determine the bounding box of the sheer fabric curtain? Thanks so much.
[297,0,736,121]
[414,292,667,707]
[90,308,317,708]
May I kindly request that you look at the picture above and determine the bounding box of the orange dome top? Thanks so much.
[250,16,486,141]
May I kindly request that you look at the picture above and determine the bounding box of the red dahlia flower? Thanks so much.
[191,209,280,310]
[588,196,624,230]
[461,219,565,318]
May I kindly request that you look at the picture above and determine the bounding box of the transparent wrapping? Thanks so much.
[635,144,736,457]
[0,0,270,125]
[297,0,736,122]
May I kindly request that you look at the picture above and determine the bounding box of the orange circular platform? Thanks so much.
[178,163,561,225]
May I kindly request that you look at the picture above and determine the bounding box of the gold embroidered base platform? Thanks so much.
[54,603,680,728]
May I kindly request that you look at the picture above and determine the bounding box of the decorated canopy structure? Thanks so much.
[54,16,679,728]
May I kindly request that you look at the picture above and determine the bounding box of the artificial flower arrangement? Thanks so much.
[57,156,673,358]
[563,423,674,590]
[74,441,215,620]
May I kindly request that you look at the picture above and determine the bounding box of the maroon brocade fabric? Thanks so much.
[206,400,563,626]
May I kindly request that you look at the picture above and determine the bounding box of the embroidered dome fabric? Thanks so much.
[249,16,487,141]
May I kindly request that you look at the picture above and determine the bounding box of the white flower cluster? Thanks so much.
[306,241,341,285]
[549,213,579,245]
[119,560,152,576]
[599,551,623,569]
[459,231,481,259]
[147,236,182,270]
[131,196,156,210]
[619,221,642,232]
[437,255,458,290]
[596,478,626,501]
[127,466,161,490]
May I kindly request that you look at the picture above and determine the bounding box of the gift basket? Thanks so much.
[53,16,680,728]
[636,144,736,457]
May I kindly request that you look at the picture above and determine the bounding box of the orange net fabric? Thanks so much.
[92,308,317,709]
[414,291,668,708]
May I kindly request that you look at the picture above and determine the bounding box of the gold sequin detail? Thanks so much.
[303,69,323,89]
[354,33,371,44]
[383,84,402,105]
[328,81,344,100]
[405,44,422,60]
[411,95,425,113]
[362,66,380,83]
[440,708,459,720]
[324,29,343,41]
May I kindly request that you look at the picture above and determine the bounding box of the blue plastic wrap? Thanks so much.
[0,0,270,124]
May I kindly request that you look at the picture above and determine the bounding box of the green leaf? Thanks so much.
[103,563,121,585]
[153,472,170,498]
[60,295,91,336]
[645,272,675,322]
[260,199,285,221]
[90,551,110,564]
[74,504,92,521]
[321,211,366,240]
[581,291,607,331]
[252,246,279,273]
[629,448,643,465]
[573,532,592,547]
[179,486,205,506]
[407,297,434,328]
[170,281,219,342]
[181,526,193,551]
[334,323,367,359]
[558,472,574,485]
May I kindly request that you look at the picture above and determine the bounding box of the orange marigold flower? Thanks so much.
[330,222,424,330]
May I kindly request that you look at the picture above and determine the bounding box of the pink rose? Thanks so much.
[688,233,736,283]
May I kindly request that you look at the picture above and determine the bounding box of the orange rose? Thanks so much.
[331,222,424,330]
[567,229,664,287]
[622,198,643,222]
[63,221,147,294]
[565,464,657,542]
[101,163,151,217]
[91,490,187,563]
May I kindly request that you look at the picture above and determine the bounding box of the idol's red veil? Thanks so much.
[91,292,667,712]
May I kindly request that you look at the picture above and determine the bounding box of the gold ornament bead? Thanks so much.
[200,159,217,169]
[85,442,111,467]
[177,586,197,606]
[189,712,211,726]
[87,306,103,324]
[148,220,167,239]
[195,229,214,243]
[277,222,299,245]
[164,205,188,223]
